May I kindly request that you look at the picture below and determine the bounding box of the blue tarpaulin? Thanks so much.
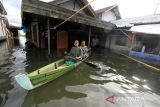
[130,51,160,66]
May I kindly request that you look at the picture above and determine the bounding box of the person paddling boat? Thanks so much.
[65,40,83,63]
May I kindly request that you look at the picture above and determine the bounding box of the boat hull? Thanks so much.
[15,58,84,90]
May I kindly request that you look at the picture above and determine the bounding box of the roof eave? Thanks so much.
[23,0,115,30]
[0,2,7,15]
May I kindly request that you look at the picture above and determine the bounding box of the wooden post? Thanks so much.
[109,35,112,49]
[130,33,135,52]
[31,23,34,43]
[36,22,40,47]
[88,26,91,47]
[48,18,51,55]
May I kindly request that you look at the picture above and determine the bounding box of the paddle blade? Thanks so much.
[84,61,101,69]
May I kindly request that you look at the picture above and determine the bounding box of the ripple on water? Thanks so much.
[0,42,160,107]
[0,44,28,107]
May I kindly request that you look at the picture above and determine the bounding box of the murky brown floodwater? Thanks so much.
[0,39,160,107]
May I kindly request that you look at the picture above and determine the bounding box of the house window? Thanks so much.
[115,36,126,46]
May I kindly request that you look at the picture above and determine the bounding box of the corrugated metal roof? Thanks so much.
[111,14,160,27]
[130,24,160,35]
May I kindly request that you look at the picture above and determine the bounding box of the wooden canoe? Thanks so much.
[15,57,88,90]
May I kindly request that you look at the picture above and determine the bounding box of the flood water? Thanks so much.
[0,40,160,107]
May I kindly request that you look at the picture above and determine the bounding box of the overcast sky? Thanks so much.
[1,0,22,26]
[1,0,160,27]
[91,0,160,18]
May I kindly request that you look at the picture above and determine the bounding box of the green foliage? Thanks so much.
[132,46,141,52]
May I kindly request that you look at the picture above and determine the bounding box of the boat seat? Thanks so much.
[40,64,66,74]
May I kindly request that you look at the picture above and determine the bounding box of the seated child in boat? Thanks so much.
[80,41,89,58]
[65,40,83,64]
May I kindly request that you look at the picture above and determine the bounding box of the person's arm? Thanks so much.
[68,47,73,56]
[85,46,89,52]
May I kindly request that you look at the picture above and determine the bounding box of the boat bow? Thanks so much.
[15,73,34,90]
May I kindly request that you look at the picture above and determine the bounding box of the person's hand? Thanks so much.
[64,51,67,55]
[75,57,79,59]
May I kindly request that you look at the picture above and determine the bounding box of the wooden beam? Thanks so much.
[50,0,70,5]
[48,18,51,55]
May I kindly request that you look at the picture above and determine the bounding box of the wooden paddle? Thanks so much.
[65,55,100,69]
[83,61,101,69]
